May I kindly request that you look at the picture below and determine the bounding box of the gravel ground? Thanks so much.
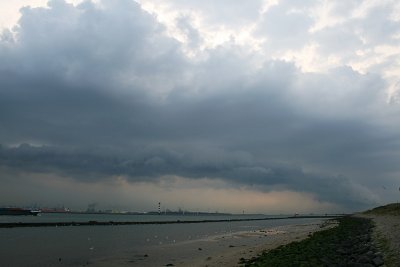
[361,214,400,267]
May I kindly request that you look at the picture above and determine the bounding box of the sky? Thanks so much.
[0,0,400,214]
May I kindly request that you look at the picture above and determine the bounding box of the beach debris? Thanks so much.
[198,247,202,251]
[229,245,235,248]
[165,263,174,266]
[58,258,62,262]
[144,254,148,257]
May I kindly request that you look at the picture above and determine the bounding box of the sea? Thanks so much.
[0,213,326,266]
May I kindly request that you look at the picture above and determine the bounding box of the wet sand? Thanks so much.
[91,220,335,267]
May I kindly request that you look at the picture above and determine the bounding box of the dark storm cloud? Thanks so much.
[0,143,375,208]
[0,0,399,210]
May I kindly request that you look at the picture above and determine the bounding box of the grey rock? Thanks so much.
[357,255,371,263]
[348,263,367,267]
[366,250,374,257]
[372,256,384,266]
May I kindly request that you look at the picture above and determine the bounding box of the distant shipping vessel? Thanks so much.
[0,208,40,216]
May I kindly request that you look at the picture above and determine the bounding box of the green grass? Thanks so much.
[364,203,400,216]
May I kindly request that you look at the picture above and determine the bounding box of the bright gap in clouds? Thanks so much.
[136,0,266,58]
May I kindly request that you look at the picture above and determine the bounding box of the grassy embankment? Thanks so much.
[364,203,400,216]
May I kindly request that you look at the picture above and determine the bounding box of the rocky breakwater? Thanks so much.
[241,217,385,267]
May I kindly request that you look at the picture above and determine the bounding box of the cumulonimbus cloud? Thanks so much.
[1,0,400,211]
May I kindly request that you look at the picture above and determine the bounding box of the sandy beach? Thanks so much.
[91,220,334,267]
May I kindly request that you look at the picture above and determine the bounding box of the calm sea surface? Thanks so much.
[0,212,283,223]
[0,213,324,267]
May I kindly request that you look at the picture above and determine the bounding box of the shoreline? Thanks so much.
[96,206,397,267]
[242,216,392,267]
[90,219,334,267]
[183,220,337,267]
[0,215,342,228]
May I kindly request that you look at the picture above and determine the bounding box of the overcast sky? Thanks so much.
[1,0,400,213]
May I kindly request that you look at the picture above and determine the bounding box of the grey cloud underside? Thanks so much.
[0,144,374,208]
[1,0,400,210]
[0,74,394,209]
[0,65,395,179]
